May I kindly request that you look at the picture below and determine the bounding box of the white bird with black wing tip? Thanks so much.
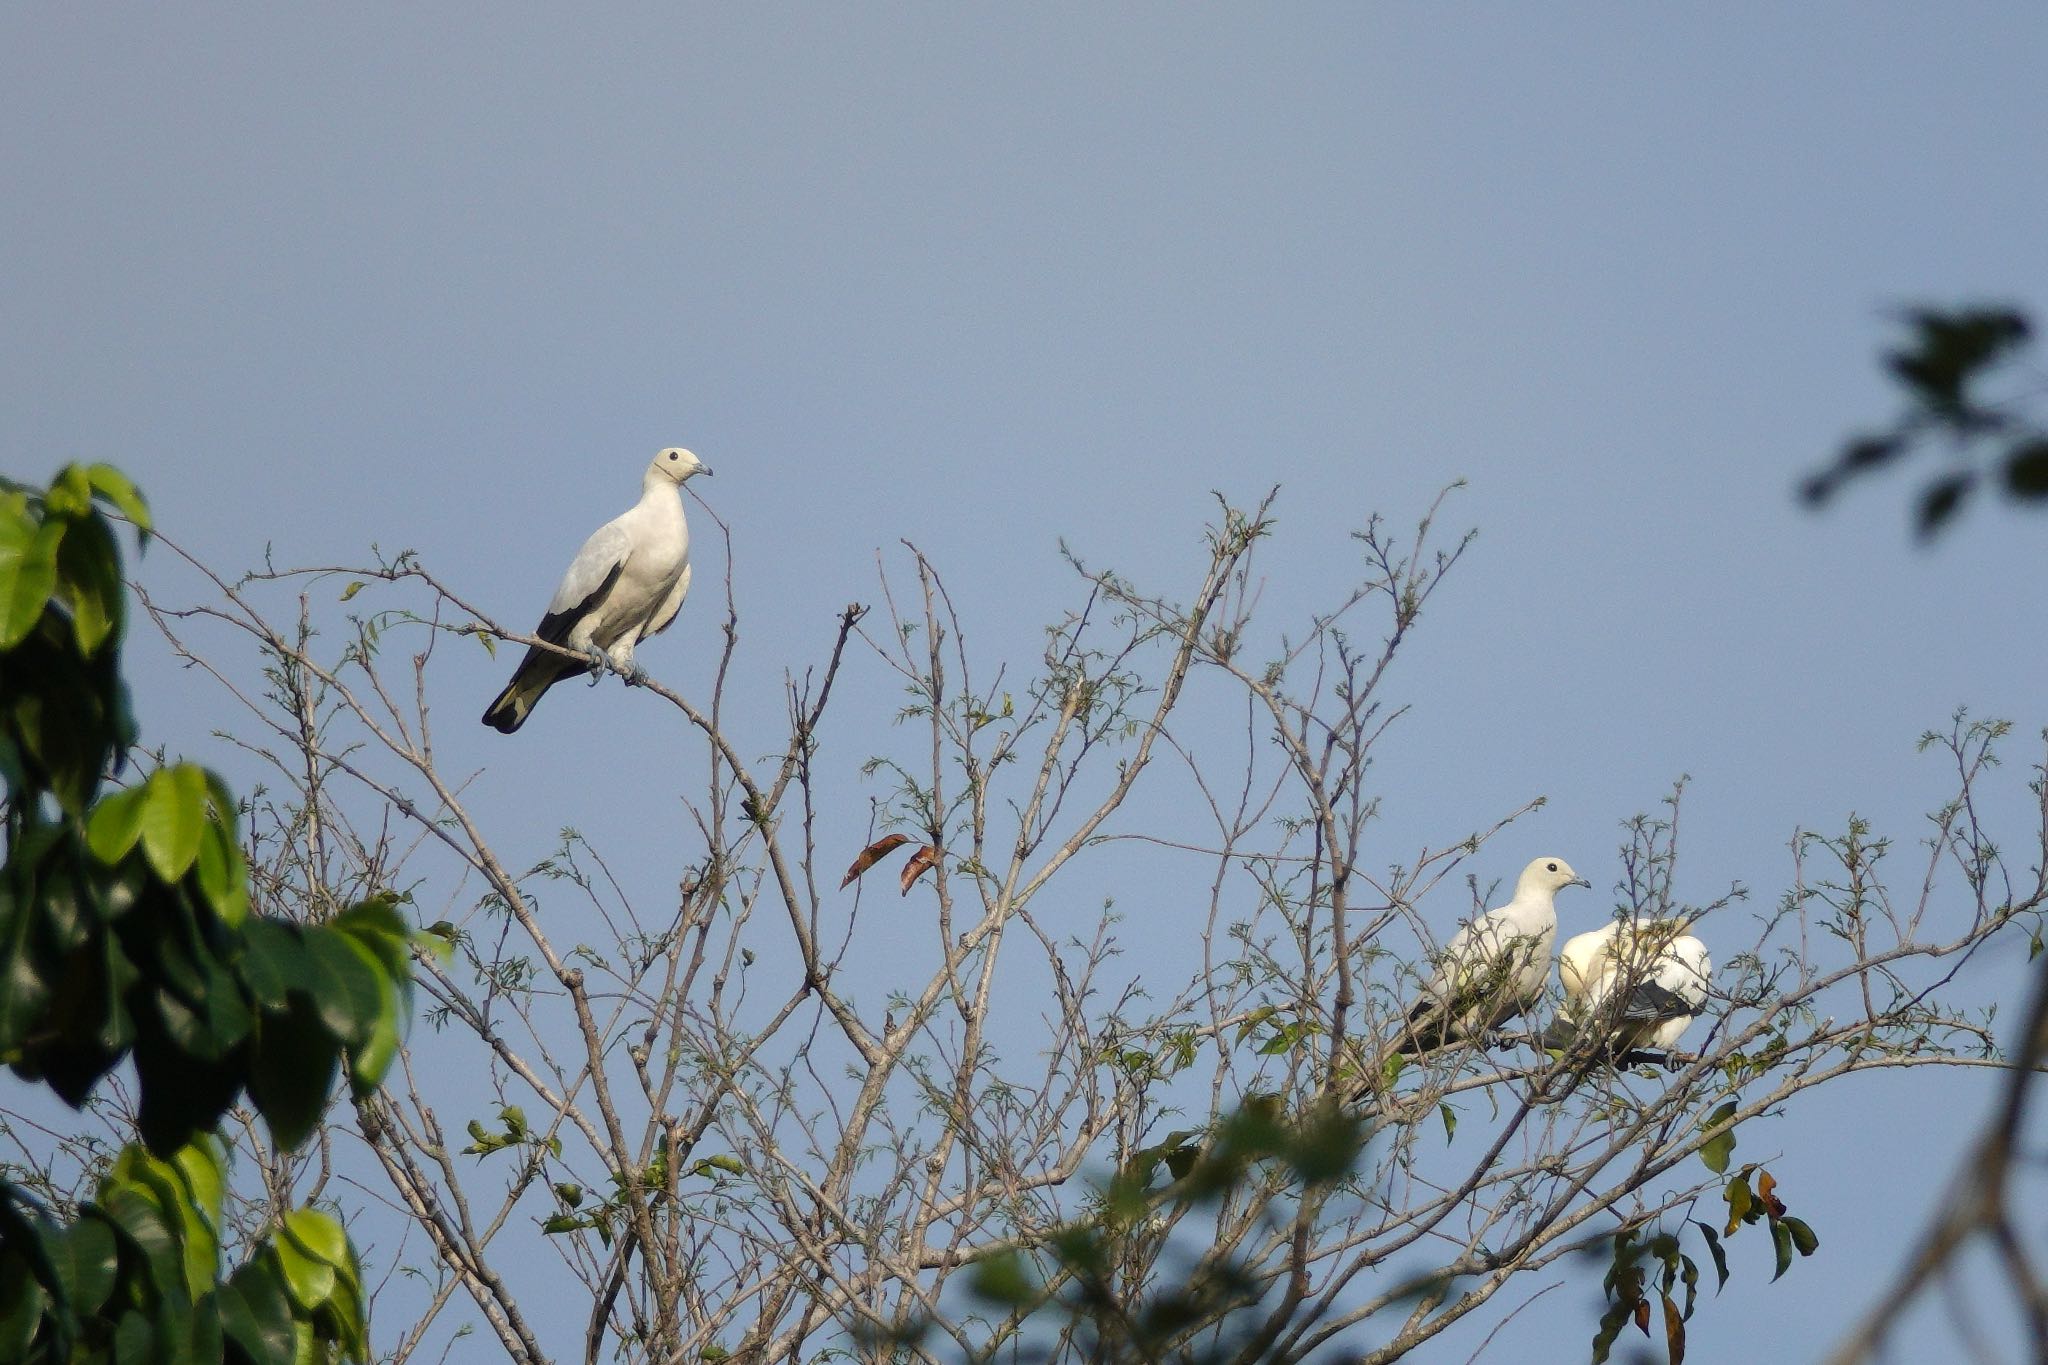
[1397,856,1592,1053]
[1546,919,1712,1062]
[483,447,712,734]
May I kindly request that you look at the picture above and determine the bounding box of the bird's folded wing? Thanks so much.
[535,524,633,641]
[644,561,693,638]
[1618,976,1702,1023]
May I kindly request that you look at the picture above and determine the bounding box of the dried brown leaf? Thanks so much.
[900,845,937,896]
[840,833,911,888]
[1759,1169,1787,1219]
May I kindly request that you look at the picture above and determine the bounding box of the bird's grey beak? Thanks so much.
[700,466,714,478]
[1572,877,1593,890]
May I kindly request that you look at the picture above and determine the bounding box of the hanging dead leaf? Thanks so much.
[1633,1299,1651,1334]
[840,834,911,888]
[1663,1292,1685,1365]
[1758,1169,1787,1219]
[900,845,937,896]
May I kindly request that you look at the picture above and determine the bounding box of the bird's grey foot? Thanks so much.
[621,661,648,687]
[583,644,607,685]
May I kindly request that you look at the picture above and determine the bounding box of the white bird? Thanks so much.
[483,447,712,734]
[1549,919,1712,1059]
[1396,857,1590,1053]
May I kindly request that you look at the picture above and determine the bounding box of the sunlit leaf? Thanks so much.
[86,782,150,863]
[1758,1168,1787,1219]
[83,464,152,541]
[138,764,209,882]
[54,512,123,656]
[0,510,62,649]
[1723,1176,1752,1235]
[1698,1100,1738,1174]
[194,819,250,926]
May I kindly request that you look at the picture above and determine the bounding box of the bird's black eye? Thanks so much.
[667,452,678,461]
[1547,862,1558,872]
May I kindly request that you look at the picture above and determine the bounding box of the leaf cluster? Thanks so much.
[1804,305,2048,537]
[0,465,413,1362]
[0,1138,366,1363]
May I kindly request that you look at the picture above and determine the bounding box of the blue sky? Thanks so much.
[8,7,2048,1361]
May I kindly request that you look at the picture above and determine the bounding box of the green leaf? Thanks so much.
[43,466,94,518]
[1782,1215,1820,1257]
[83,465,152,541]
[1591,1299,1632,1364]
[1438,1102,1457,1144]
[2003,439,2048,500]
[248,996,341,1151]
[1770,1218,1795,1281]
[1692,1220,1729,1292]
[193,820,249,927]
[275,1209,352,1312]
[98,1184,178,1298]
[54,512,124,657]
[338,581,365,602]
[219,1258,295,1365]
[0,1250,47,1360]
[111,1308,153,1362]
[87,783,151,863]
[969,1250,1034,1307]
[332,897,411,980]
[0,509,63,650]
[168,1136,227,1235]
[1916,471,1975,541]
[51,1214,119,1315]
[300,927,385,1050]
[139,765,209,882]
[100,1153,200,1301]
[238,919,305,1010]
[1723,1176,1753,1235]
[345,991,401,1094]
[1698,1100,1738,1174]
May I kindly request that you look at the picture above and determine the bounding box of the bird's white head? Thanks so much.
[650,447,713,485]
[1515,856,1592,901]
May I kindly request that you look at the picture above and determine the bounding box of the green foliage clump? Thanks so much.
[0,465,410,1363]
[1805,304,2048,537]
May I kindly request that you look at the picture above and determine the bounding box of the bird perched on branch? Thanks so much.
[483,447,712,734]
[1396,856,1591,1053]
[1545,919,1711,1063]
